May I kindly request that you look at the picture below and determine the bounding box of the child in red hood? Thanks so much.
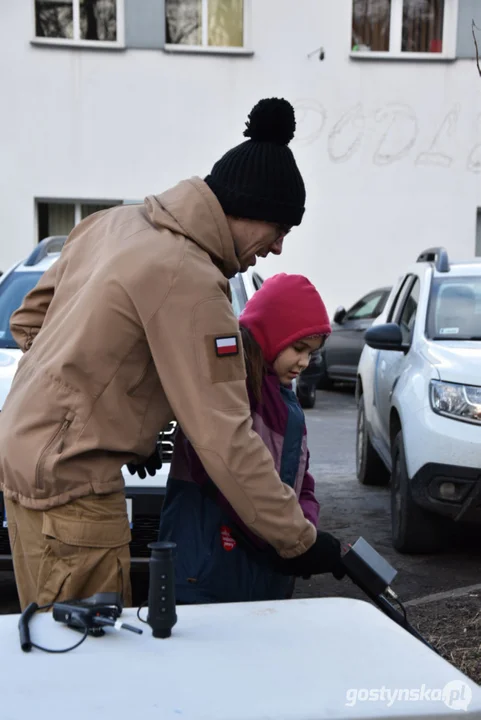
[158,273,345,603]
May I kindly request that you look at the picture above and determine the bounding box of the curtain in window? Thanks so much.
[165,0,202,45]
[35,0,73,38]
[352,0,391,51]
[402,0,444,52]
[80,0,117,41]
[208,0,243,47]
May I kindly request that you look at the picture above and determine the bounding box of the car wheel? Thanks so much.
[356,394,389,486]
[298,384,316,409]
[391,431,442,554]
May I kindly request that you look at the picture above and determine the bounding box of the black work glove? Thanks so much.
[274,530,346,580]
[127,445,162,480]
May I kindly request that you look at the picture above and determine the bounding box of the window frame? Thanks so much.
[32,0,125,50]
[387,274,416,323]
[35,197,123,242]
[163,0,253,56]
[350,0,459,61]
[397,276,421,345]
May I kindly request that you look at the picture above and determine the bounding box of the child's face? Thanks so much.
[273,337,324,387]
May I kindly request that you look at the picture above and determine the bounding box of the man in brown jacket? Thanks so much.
[0,98,342,611]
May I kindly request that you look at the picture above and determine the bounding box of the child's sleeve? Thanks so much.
[299,449,320,528]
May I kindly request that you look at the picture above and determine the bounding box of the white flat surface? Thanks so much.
[0,597,480,720]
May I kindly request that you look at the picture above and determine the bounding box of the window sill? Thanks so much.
[163,44,253,57]
[31,38,125,51]
[350,50,455,62]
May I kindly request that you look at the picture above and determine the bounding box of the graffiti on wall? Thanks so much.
[293,100,481,173]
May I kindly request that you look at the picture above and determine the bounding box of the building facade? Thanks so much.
[1,0,481,313]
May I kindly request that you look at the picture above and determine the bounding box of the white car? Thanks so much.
[0,236,263,568]
[356,247,481,554]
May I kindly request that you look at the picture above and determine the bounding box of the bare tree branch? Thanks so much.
[473,20,481,77]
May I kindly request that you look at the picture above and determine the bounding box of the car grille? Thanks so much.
[159,421,177,463]
[0,527,9,554]
[130,515,160,557]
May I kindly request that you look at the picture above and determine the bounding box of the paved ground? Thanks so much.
[1,387,480,615]
[294,387,481,604]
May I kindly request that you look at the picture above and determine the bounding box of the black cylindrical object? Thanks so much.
[147,541,177,639]
[18,602,38,652]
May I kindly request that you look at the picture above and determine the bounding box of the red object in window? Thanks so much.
[430,38,443,53]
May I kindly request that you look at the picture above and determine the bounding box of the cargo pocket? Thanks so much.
[36,542,73,608]
[37,493,132,606]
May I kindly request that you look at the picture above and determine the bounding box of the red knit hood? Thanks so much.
[239,273,331,364]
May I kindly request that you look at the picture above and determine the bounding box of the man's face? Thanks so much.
[227,217,291,272]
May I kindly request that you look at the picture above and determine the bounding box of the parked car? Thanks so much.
[356,247,481,554]
[318,287,391,388]
[0,236,262,570]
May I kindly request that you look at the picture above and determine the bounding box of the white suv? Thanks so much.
[356,247,481,554]
[0,236,262,568]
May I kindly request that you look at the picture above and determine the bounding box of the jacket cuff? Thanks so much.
[277,521,317,559]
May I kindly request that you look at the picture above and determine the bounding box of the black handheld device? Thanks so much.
[341,537,438,654]
[19,592,142,653]
[52,592,141,636]
[146,541,177,638]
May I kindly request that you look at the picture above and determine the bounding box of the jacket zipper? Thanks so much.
[35,418,72,490]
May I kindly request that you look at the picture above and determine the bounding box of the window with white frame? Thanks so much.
[34,0,122,44]
[165,0,245,49]
[351,0,456,56]
[37,200,122,242]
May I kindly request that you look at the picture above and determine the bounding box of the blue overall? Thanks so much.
[158,386,305,604]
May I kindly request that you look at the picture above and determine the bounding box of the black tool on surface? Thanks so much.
[341,537,439,655]
[19,592,142,653]
[146,541,177,639]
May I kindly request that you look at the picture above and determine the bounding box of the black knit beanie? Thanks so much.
[205,98,305,227]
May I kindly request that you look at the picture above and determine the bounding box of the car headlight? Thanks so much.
[430,380,481,425]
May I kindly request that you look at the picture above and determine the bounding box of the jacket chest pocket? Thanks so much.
[36,411,75,490]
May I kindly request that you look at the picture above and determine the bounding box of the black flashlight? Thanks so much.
[147,541,177,639]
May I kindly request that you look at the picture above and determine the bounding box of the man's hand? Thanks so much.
[127,445,162,480]
[274,530,346,580]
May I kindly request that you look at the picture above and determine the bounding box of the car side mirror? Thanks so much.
[364,323,409,354]
[333,306,346,324]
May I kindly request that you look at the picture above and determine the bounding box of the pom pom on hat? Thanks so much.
[239,274,332,365]
[243,98,296,146]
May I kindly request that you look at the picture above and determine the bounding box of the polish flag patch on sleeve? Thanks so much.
[215,335,239,357]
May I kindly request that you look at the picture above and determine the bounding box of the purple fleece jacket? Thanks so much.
[169,368,320,549]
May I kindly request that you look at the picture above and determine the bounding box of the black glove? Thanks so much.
[127,445,162,480]
[274,530,346,580]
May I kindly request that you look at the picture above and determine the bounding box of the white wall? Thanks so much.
[1,1,481,315]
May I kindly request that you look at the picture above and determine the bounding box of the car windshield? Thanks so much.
[427,276,481,341]
[0,271,43,349]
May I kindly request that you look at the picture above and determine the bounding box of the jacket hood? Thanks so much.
[240,273,331,364]
[144,177,240,278]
